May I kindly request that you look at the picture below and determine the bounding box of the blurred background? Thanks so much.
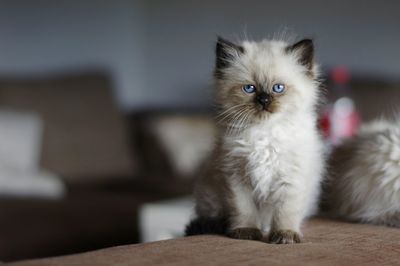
[1,0,400,262]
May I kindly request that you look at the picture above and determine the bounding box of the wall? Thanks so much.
[0,0,146,109]
[143,0,400,108]
[0,0,399,110]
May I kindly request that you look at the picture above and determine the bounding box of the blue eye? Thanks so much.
[242,84,256,93]
[272,84,285,93]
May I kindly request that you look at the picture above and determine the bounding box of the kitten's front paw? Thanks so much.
[268,230,302,244]
[227,227,263,241]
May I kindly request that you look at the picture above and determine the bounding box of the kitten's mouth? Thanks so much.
[262,106,273,113]
[258,102,273,112]
[261,103,272,111]
[258,103,276,114]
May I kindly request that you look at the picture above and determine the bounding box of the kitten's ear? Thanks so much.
[286,39,314,71]
[215,37,244,70]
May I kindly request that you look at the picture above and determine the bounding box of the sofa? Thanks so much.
[0,73,193,262]
[2,73,400,264]
[8,218,400,265]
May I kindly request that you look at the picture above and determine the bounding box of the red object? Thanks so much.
[319,110,331,138]
[331,66,350,85]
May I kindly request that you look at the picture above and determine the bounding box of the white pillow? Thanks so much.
[0,164,65,199]
[0,109,42,171]
[0,109,65,198]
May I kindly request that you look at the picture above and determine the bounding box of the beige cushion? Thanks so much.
[0,74,135,181]
[10,218,400,265]
[146,114,216,177]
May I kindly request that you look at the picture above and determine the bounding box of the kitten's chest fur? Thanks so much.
[222,116,311,201]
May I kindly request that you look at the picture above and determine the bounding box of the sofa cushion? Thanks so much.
[0,73,135,181]
[10,218,400,265]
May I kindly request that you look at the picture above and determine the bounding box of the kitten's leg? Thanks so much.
[227,184,263,241]
[268,190,304,244]
[259,204,274,240]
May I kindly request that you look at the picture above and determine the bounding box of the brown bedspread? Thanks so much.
[9,218,400,266]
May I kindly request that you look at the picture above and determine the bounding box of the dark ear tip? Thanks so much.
[288,38,315,71]
[298,39,314,48]
[216,36,225,49]
[216,36,230,46]
[287,38,314,53]
[215,37,244,54]
[304,39,314,47]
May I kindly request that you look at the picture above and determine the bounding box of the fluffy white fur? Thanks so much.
[327,119,400,227]
[189,37,325,244]
[224,109,324,232]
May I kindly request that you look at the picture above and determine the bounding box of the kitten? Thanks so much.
[324,119,400,227]
[185,36,325,244]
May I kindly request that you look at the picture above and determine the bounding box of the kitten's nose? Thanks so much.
[256,92,271,109]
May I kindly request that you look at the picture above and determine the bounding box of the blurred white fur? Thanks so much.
[327,119,400,227]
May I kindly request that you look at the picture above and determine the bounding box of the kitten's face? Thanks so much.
[214,38,320,129]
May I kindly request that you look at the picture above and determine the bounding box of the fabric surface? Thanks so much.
[0,73,135,181]
[144,114,215,177]
[0,176,192,262]
[10,218,400,266]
